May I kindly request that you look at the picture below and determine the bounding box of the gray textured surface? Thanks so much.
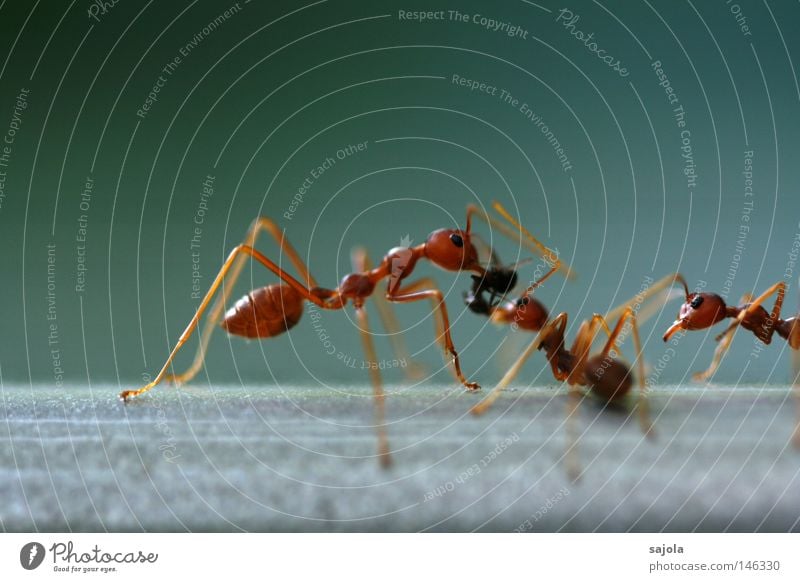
[1,384,798,532]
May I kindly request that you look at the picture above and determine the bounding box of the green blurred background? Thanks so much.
[1,0,799,390]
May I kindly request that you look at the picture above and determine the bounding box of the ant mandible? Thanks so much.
[120,202,548,466]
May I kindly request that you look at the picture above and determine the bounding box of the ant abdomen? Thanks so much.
[221,284,304,339]
[777,317,800,349]
[584,355,633,402]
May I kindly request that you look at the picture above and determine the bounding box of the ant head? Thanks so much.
[663,292,728,341]
[424,228,480,272]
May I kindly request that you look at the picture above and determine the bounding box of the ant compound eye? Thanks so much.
[449,233,464,247]
[690,295,704,309]
[516,296,530,307]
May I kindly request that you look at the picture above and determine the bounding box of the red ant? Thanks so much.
[467,249,688,477]
[663,279,800,446]
[466,207,686,419]
[470,274,688,419]
[120,203,555,466]
[663,280,800,378]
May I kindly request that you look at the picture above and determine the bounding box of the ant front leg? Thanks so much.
[121,245,332,402]
[466,202,574,279]
[471,313,569,416]
[568,314,613,385]
[692,293,754,383]
[601,308,652,437]
[605,273,690,324]
[386,287,479,391]
[352,248,426,382]
[165,217,317,387]
[693,284,786,382]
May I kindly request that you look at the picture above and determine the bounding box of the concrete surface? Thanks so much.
[1,384,798,532]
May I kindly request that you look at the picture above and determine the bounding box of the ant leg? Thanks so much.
[588,309,653,434]
[628,311,652,437]
[354,306,392,468]
[165,218,317,386]
[764,283,787,343]
[737,282,787,342]
[351,248,426,381]
[570,314,613,380]
[791,322,800,448]
[121,245,334,402]
[562,317,611,481]
[605,273,690,324]
[599,309,653,437]
[565,385,583,482]
[471,313,569,415]
[386,288,479,391]
[518,265,559,301]
[693,293,754,382]
[794,360,800,449]
[394,277,447,350]
[697,283,786,383]
[466,202,575,279]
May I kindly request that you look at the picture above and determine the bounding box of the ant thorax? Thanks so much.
[383,244,420,294]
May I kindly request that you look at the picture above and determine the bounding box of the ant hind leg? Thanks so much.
[354,305,392,468]
[164,217,317,387]
[122,245,330,402]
